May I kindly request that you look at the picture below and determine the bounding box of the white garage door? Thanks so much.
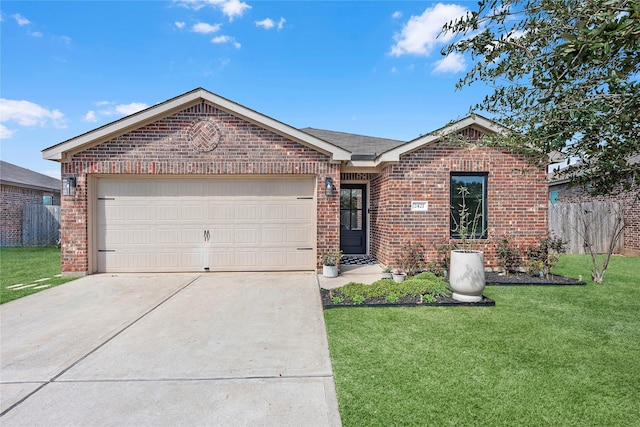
[96,177,316,273]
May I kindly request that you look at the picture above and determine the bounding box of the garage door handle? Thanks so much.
[204,230,210,242]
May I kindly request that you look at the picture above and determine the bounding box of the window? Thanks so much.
[43,195,53,205]
[450,173,487,239]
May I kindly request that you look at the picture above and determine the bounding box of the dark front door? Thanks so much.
[340,184,366,254]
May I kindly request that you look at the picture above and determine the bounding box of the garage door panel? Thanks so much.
[234,204,257,221]
[287,204,313,220]
[262,228,285,244]
[287,250,314,269]
[97,177,316,273]
[156,205,180,221]
[261,251,285,267]
[286,227,314,244]
[207,204,233,221]
[261,204,284,220]
[181,205,205,221]
[234,250,258,267]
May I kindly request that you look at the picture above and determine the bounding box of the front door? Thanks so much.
[340,184,366,254]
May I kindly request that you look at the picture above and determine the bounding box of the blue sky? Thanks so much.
[1,1,490,179]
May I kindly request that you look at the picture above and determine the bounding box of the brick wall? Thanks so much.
[370,144,549,269]
[61,101,339,273]
[553,182,640,255]
[1,184,59,247]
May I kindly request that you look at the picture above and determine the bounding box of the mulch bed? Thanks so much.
[486,271,586,286]
[321,289,495,309]
[321,272,585,309]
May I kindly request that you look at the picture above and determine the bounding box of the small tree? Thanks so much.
[575,201,626,283]
[451,185,485,250]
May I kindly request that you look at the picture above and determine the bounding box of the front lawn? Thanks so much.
[0,247,78,304]
[324,255,640,426]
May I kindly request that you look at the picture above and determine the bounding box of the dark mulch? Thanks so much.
[486,271,586,286]
[320,288,495,309]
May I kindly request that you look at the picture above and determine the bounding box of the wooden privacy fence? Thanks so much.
[549,201,624,254]
[22,204,61,246]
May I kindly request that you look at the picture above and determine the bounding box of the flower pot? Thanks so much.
[449,250,486,302]
[323,265,339,278]
[382,272,393,279]
[392,273,406,283]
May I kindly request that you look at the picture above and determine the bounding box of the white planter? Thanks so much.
[392,273,406,283]
[449,250,486,302]
[382,272,393,279]
[323,265,339,278]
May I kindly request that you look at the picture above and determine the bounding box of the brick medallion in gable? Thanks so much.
[187,118,223,153]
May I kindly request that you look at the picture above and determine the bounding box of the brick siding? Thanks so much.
[370,144,549,269]
[1,184,60,247]
[60,101,340,273]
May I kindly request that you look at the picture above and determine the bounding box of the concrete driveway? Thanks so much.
[0,273,341,426]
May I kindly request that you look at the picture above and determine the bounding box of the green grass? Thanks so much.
[0,247,78,304]
[324,255,640,426]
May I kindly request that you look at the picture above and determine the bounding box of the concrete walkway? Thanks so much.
[317,264,385,289]
[0,273,341,426]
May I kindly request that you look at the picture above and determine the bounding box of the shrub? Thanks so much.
[333,273,451,303]
[396,243,425,276]
[527,235,567,277]
[496,238,521,275]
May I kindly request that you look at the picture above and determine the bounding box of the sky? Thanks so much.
[1,0,492,179]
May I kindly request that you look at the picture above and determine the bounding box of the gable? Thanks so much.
[42,88,351,163]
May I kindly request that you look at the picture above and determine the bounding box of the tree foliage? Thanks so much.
[443,0,640,197]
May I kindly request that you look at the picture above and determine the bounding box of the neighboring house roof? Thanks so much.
[42,88,352,163]
[299,128,405,158]
[549,154,640,186]
[0,161,61,192]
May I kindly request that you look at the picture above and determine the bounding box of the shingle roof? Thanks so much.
[0,161,60,192]
[299,127,406,157]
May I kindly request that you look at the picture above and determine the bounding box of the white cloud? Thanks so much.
[221,0,251,21]
[83,110,98,122]
[212,35,241,48]
[30,31,43,37]
[175,21,186,29]
[12,13,31,26]
[392,11,402,19]
[115,103,149,115]
[390,3,469,57]
[193,22,221,34]
[256,18,275,30]
[175,0,250,21]
[433,52,466,74]
[0,124,16,139]
[0,99,66,131]
[256,17,285,30]
[83,101,149,123]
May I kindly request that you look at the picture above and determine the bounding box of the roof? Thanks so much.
[42,88,351,163]
[0,161,61,192]
[41,87,506,170]
[299,128,405,158]
[549,154,640,186]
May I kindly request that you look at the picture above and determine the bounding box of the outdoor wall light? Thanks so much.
[325,177,334,196]
[63,176,77,196]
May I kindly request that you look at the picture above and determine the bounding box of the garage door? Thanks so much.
[96,177,316,273]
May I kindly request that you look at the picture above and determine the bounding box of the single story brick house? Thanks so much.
[42,88,548,275]
[0,161,61,247]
